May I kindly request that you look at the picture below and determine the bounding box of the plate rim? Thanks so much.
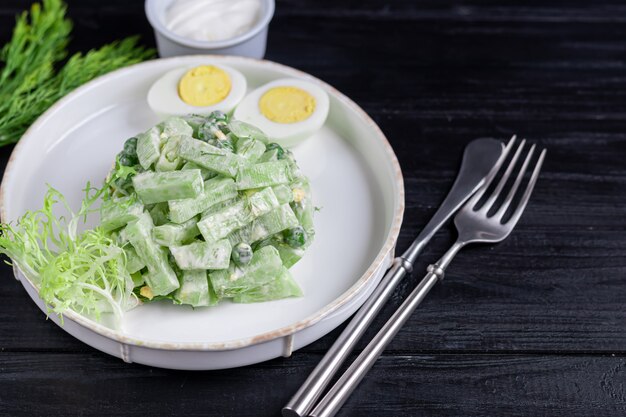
[0,54,405,351]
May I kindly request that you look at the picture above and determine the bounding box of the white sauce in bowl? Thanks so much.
[165,0,262,42]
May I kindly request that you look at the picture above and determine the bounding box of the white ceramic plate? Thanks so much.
[0,56,403,370]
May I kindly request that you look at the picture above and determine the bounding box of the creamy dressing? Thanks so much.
[165,0,262,42]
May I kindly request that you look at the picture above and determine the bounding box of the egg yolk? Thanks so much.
[178,65,231,107]
[259,87,316,123]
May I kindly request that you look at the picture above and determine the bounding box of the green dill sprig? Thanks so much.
[0,0,155,146]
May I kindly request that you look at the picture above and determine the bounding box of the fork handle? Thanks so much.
[282,257,411,417]
[309,240,464,417]
[308,268,442,417]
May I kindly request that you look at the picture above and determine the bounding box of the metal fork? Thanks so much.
[308,138,546,417]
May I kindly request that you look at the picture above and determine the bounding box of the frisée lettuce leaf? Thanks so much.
[0,164,138,328]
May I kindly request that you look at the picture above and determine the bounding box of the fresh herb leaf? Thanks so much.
[0,0,155,146]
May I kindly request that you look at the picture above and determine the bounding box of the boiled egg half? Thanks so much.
[234,78,329,147]
[148,64,247,117]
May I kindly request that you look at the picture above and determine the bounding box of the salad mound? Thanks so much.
[0,112,314,326]
[107,111,314,307]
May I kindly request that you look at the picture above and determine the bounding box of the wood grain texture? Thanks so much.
[1,0,626,415]
[1,352,626,417]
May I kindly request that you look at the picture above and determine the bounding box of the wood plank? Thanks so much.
[0,2,625,417]
[0,352,625,416]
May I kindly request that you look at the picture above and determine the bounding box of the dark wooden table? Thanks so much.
[1,0,626,416]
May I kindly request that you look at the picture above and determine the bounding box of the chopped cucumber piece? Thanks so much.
[136,126,161,170]
[124,245,146,274]
[182,114,210,136]
[210,246,283,298]
[155,135,184,172]
[158,116,193,138]
[228,204,299,245]
[153,217,199,246]
[273,243,305,268]
[247,187,280,217]
[291,178,315,239]
[236,160,292,190]
[133,169,204,204]
[256,149,280,163]
[197,198,248,243]
[228,120,268,143]
[178,136,246,178]
[198,188,279,242]
[272,184,294,205]
[235,137,266,162]
[124,213,179,296]
[200,197,239,218]
[233,268,302,303]
[100,195,143,232]
[170,239,232,270]
[182,161,217,180]
[174,270,216,307]
[148,202,169,226]
[168,177,237,224]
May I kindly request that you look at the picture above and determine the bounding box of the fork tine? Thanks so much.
[478,139,526,214]
[465,135,517,209]
[495,144,536,220]
[503,148,546,226]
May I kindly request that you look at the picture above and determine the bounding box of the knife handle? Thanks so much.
[282,256,412,417]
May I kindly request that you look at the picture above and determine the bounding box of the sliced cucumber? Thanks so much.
[168,177,237,223]
[235,137,266,162]
[181,161,217,180]
[236,160,292,190]
[178,136,246,178]
[124,213,179,296]
[100,195,143,232]
[153,217,199,246]
[133,169,204,204]
[155,135,184,172]
[227,204,298,246]
[136,126,161,170]
[233,268,302,303]
[124,245,146,274]
[174,270,218,307]
[158,116,193,138]
[210,245,283,298]
[170,239,232,270]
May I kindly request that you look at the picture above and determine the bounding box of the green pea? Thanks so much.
[232,242,253,266]
[118,154,137,167]
[123,137,138,157]
[284,226,307,248]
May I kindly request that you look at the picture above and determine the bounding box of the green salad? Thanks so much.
[0,112,314,326]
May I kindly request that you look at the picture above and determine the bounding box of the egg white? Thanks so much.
[233,78,330,148]
[147,64,247,118]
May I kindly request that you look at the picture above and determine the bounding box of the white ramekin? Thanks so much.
[145,0,275,58]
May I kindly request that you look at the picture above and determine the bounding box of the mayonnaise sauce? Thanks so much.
[165,0,262,42]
